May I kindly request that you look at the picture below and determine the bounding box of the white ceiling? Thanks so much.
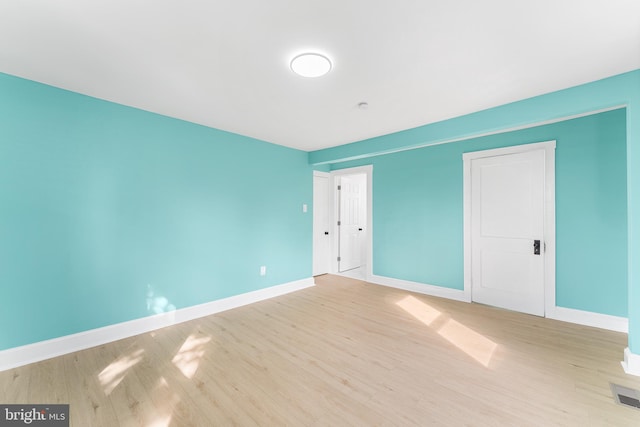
[1,1,639,152]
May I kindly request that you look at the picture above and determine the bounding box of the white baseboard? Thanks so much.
[368,274,470,302]
[546,306,628,333]
[370,275,628,334]
[0,277,314,372]
[622,347,640,377]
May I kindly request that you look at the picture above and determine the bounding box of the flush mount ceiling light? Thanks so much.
[290,53,332,78]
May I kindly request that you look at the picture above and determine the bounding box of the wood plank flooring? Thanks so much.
[2,274,640,426]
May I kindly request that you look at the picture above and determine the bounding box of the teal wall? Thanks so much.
[333,110,628,316]
[313,69,640,355]
[0,73,313,351]
[2,68,639,358]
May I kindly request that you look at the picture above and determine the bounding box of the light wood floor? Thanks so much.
[2,275,640,426]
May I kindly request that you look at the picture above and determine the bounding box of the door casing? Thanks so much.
[312,171,331,276]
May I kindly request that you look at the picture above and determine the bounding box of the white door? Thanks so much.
[313,172,331,276]
[470,149,546,316]
[338,174,366,272]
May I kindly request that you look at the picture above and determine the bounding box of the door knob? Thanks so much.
[324,231,329,235]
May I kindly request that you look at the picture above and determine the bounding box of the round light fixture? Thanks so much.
[290,53,332,78]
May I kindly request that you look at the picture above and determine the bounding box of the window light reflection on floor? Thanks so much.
[396,294,442,325]
[147,414,173,427]
[147,377,179,427]
[172,333,212,379]
[396,295,498,367]
[98,348,145,395]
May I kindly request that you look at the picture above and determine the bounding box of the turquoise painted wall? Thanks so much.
[315,70,640,355]
[0,73,313,351]
[333,110,628,317]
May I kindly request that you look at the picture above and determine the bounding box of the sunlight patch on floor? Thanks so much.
[437,318,497,367]
[146,377,179,427]
[98,348,145,395]
[146,415,173,427]
[172,333,212,379]
[396,295,498,367]
[396,295,442,326]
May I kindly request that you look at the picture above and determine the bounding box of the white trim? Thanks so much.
[546,306,628,333]
[622,348,640,377]
[369,274,470,302]
[0,277,314,372]
[463,140,556,316]
[330,165,373,281]
[312,170,331,276]
[313,106,625,165]
[371,274,628,333]
[462,140,557,161]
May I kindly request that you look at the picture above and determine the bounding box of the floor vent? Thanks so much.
[611,383,640,410]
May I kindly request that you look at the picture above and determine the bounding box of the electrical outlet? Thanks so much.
[260,266,266,276]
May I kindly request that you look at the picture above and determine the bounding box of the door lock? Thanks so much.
[533,239,541,255]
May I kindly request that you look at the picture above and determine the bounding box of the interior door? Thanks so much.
[338,174,365,272]
[471,149,545,316]
[313,173,330,276]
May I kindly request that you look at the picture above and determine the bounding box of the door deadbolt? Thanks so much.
[533,239,541,255]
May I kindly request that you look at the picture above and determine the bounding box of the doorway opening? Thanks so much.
[337,172,367,274]
[328,166,373,280]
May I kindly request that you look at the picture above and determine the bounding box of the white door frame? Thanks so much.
[463,141,556,315]
[330,165,373,280]
[313,171,331,276]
